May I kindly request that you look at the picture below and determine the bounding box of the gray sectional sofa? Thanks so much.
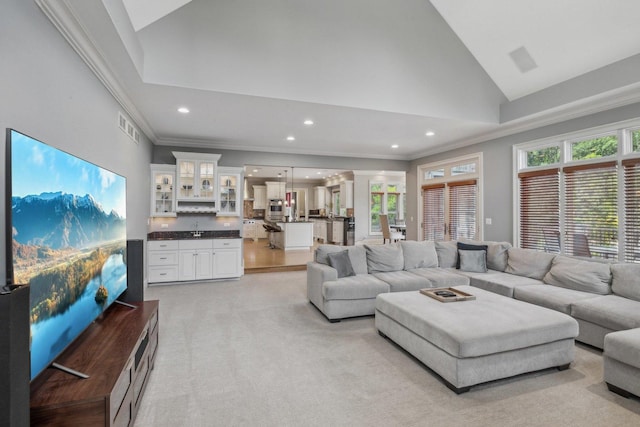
[306,240,640,350]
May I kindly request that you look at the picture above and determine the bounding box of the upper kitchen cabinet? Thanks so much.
[173,152,221,213]
[217,167,243,216]
[266,181,286,200]
[150,164,177,217]
[340,180,354,209]
[253,185,267,209]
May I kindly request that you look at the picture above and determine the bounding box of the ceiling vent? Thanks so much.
[118,111,140,144]
[509,46,538,73]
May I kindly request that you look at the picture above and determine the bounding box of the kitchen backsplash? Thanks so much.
[148,215,241,233]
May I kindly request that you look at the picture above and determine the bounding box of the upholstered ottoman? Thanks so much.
[375,286,579,393]
[604,328,640,398]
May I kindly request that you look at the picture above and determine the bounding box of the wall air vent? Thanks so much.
[117,111,140,144]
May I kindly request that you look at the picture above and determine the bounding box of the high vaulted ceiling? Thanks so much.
[41,0,640,160]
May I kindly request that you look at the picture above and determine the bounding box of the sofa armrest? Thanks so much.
[307,262,338,310]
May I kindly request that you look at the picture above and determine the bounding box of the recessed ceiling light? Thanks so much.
[252,169,259,173]
[305,175,309,179]
[391,144,399,149]
[425,131,435,137]
[286,136,295,141]
[178,107,190,114]
[248,174,252,177]
[316,171,321,175]
[303,119,314,126]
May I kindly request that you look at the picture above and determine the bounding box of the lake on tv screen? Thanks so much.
[10,130,127,378]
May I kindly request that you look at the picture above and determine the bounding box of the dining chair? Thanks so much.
[380,214,405,244]
[572,233,592,257]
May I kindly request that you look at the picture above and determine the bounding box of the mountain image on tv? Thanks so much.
[8,129,127,379]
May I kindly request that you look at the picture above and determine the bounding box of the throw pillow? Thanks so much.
[435,241,458,268]
[327,250,356,278]
[458,249,488,273]
[456,242,488,269]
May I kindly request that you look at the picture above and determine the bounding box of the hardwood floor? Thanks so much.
[243,238,319,273]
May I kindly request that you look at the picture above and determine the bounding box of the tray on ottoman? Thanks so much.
[375,286,578,393]
[420,287,476,302]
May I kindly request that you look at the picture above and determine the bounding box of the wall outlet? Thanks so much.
[224,223,230,227]
[485,218,492,225]
[161,223,169,228]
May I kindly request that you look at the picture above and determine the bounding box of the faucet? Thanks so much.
[192,221,202,238]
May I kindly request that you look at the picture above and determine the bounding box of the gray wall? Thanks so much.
[407,101,640,243]
[1,0,153,285]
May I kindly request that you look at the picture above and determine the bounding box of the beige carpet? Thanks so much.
[136,271,640,427]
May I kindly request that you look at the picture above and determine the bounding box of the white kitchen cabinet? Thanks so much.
[266,181,286,200]
[213,239,243,278]
[173,152,221,212]
[314,186,327,210]
[178,240,214,281]
[340,180,354,209]
[150,164,177,217]
[253,185,267,209]
[314,219,327,242]
[217,167,242,216]
[148,240,179,283]
[331,220,344,244]
[255,220,268,239]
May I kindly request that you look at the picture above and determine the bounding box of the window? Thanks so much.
[369,181,405,234]
[418,154,482,241]
[370,183,383,233]
[516,121,640,262]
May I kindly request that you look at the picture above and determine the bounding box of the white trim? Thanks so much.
[36,0,156,143]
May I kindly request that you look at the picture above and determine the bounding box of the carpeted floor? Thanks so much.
[135,271,640,427]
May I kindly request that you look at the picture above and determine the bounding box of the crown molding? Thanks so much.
[35,0,157,143]
[155,136,409,161]
[409,82,640,160]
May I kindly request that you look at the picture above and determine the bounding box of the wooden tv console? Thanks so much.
[30,300,159,426]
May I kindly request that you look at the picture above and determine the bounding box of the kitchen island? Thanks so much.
[273,221,314,250]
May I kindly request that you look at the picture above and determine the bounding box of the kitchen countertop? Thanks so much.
[147,230,241,240]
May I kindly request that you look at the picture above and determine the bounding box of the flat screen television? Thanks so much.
[5,129,127,380]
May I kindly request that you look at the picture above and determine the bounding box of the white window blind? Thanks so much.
[564,162,618,258]
[623,158,640,262]
[449,180,477,241]
[421,184,444,241]
[518,169,560,251]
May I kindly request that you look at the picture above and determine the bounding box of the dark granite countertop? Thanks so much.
[147,230,241,240]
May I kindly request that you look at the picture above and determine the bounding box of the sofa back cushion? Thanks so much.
[611,263,640,301]
[486,242,512,272]
[401,240,438,270]
[543,255,612,295]
[315,245,368,275]
[365,244,404,273]
[505,248,555,280]
[435,241,458,268]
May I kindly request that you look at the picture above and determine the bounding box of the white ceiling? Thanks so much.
[44,0,640,160]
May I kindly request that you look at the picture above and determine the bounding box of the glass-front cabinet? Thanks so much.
[150,164,176,217]
[172,152,221,213]
[217,167,243,216]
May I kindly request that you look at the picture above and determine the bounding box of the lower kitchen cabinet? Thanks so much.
[148,238,243,284]
[213,239,243,278]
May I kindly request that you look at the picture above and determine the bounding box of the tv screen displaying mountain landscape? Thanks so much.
[7,129,127,380]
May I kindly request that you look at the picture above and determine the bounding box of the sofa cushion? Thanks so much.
[604,328,640,369]
[505,248,555,280]
[374,271,430,292]
[571,295,640,331]
[458,249,487,273]
[322,274,390,300]
[543,255,612,295]
[408,267,470,287]
[485,242,512,272]
[458,270,542,298]
[365,244,404,273]
[514,284,599,314]
[401,240,438,270]
[315,244,344,265]
[611,263,640,302]
[435,240,458,268]
[327,250,355,278]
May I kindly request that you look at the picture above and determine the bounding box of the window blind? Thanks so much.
[518,169,560,251]
[421,184,444,241]
[623,158,640,262]
[564,162,617,259]
[449,180,477,241]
